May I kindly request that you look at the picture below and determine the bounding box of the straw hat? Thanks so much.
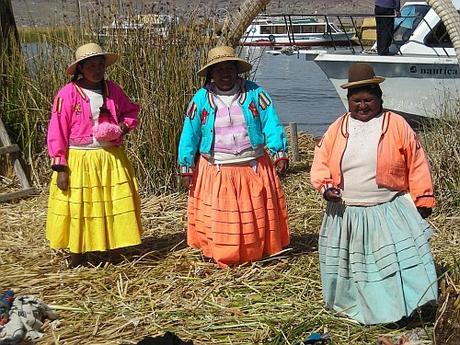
[66,43,119,75]
[197,46,252,77]
[340,63,385,89]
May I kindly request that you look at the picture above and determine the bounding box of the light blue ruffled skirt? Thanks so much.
[319,194,438,324]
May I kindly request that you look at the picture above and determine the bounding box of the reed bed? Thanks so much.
[1,132,458,345]
[419,111,460,345]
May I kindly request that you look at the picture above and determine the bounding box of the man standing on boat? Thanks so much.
[375,0,400,55]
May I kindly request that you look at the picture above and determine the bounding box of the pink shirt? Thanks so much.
[47,81,140,168]
[213,95,252,154]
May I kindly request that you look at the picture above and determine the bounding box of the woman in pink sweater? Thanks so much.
[46,43,143,268]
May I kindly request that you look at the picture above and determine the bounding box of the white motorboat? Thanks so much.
[240,15,354,47]
[313,0,460,120]
[97,14,177,38]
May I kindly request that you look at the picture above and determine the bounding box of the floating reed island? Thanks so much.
[1,3,460,344]
[1,130,460,344]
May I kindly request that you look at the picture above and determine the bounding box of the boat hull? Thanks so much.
[240,37,353,47]
[314,54,460,119]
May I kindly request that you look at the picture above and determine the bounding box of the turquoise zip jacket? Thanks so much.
[178,79,288,175]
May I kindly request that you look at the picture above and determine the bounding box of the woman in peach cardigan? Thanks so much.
[310,63,437,325]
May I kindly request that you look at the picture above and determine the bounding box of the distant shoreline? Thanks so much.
[11,0,383,27]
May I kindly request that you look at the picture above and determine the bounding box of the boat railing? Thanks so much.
[257,13,375,52]
[248,12,455,57]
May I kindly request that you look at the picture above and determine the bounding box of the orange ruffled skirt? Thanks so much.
[187,153,290,267]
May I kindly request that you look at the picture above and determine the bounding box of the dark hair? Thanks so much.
[100,79,108,115]
[203,69,212,86]
[71,61,83,81]
[347,84,383,99]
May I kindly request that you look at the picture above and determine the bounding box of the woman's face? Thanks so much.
[211,61,238,91]
[79,55,106,86]
[348,90,382,122]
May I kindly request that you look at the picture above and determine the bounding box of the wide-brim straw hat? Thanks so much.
[197,45,252,77]
[66,43,119,75]
[340,62,385,89]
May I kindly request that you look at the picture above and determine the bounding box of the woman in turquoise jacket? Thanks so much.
[178,45,290,268]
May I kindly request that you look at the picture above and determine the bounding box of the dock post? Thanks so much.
[289,122,299,162]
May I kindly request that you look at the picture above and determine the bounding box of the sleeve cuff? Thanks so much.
[50,156,67,170]
[414,195,436,208]
[121,117,138,130]
[178,166,194,176]
[273,151,288,164]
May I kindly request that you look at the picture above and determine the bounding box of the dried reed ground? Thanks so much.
[0,133,458,345]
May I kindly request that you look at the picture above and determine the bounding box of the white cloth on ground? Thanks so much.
[0,296,57,345]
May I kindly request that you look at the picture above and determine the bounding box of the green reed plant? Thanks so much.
[2,26,84,185]
[421,109,460,216]
[2,4,216,193]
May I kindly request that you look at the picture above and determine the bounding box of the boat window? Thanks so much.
[393,4,430,43]
[260,26,273,34]
[292,25,301,33]
[425,21,453,48]
[301,25,315,33]
[316,25,325,33]
[274,25,287,34]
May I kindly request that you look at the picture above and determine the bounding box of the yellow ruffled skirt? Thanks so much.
[46,147,143,253]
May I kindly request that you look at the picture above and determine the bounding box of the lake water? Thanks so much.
[23,43,345,136]
[252,52,347,136]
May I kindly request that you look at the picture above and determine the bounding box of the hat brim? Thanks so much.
[197,57,252,77]
[66,52,119,75]
[340,76,385,89]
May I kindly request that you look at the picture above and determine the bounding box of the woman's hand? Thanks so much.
[275,159,288,175]
[417,207,432,219]
[181,175,193,189]
[57,171,69,191]
[119,123,129,135]
[323,187,342,203]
